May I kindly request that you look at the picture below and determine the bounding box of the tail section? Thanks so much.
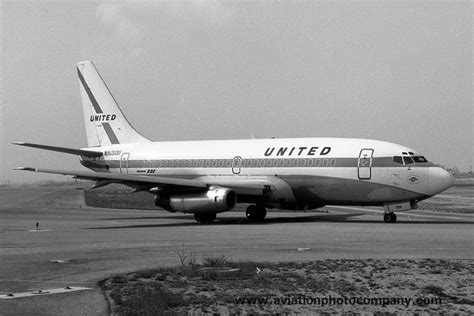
[77,61,150,147]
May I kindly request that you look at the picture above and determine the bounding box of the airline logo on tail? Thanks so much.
[77,65,120,145]
[78,68,117,122]
[76,61,150,147]
[90,114,117,122]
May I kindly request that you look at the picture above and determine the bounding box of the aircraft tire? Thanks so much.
[383,212,397,223]
[246,205,267,221]
[391,213,397,223]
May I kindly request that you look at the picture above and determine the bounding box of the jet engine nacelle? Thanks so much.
[155,187,236,214]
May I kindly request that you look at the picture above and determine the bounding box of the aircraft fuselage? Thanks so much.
[80,137,454,211]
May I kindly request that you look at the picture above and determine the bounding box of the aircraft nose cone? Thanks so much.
[429,167,454,195]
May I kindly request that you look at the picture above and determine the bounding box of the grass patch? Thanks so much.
[118,283,187,315]
[423,285,447,297]
[84,185,156,209]
[202,255,229,267]
[102,258,473,315]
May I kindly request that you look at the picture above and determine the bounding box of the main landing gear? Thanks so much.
[246,204,267,221]
[383,212,397,223]
[194,213,216,223]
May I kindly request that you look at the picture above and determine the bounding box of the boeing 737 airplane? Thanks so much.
[14,61,454,223]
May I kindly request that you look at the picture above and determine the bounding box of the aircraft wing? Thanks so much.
[15,167,207,189]
[13,168,274,195]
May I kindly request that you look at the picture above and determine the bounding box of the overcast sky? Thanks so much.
[1,1,472,184]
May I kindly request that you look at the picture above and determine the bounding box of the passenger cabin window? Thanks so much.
[393,156,403,164]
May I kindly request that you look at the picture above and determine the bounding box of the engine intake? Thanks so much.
[155,187,236,214]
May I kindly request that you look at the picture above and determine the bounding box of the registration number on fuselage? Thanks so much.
[104,150,122,156]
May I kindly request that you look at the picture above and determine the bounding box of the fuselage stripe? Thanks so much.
[102,123,120,144]
[77,67,103,114]
[81,157,433,169]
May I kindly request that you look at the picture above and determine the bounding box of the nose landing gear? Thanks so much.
[383,212,397,223]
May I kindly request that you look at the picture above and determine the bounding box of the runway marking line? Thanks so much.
[297,248,311,252]
[27,230,52,232]
[0,286,91,299]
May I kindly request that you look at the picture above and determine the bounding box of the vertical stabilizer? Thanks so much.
[77,61,150,147]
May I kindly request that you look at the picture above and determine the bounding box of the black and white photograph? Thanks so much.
[0,0,472,314]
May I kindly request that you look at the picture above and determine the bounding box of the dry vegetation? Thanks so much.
[101,255,473,315]
[84,184,156,209]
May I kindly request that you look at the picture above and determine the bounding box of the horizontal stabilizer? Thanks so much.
[13,142,102,158]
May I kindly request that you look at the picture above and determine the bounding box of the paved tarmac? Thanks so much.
[0,186,473,315]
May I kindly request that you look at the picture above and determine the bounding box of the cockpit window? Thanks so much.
[403,156,414,165]
[412,156,428,163]
[393,156,403,164]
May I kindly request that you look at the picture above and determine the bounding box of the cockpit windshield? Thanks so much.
[403,156,414,165]
[393,155,428,165]
[412,156,428,163]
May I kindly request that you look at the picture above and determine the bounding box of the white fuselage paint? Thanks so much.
[81,137,454,210]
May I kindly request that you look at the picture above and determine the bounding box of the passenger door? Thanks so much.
[358,149,373,180]
[232,156,241,174]
[120,153,130,174]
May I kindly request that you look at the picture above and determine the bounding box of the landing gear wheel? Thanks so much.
[246,205,267,221]
[383,212,397,223]
[194,213,216,223]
